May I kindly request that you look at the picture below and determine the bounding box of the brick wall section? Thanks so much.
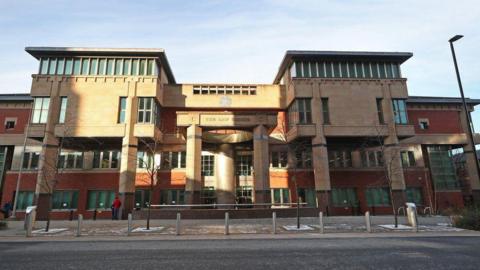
[407,109,463,134]
[0,108,31,134]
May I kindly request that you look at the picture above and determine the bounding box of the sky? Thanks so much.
[0,0,479,127]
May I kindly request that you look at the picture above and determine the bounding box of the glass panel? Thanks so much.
[372,63,380,78]
[379,63,387,78]
[392,64,400,78]
[318,62,325,78]
[40,58,49,74]
[139,59,146,75]
[115,59,122,75]
[325,62,333,77]
[364,63,372,78]
[106,59,114,75]
[386,63,393,78]
[340,62,348,78]
[57,58,65,75]
[97,191,107,209]
[332,62,340,78]
[98,59,106,75]
[111,151,119,168]
[73,59,81,75]
[147,59,154,75]
[302,62,310,77]
[90,58,98,75]
[131,59,139,75]
[81,58,89,75]
[64,59,73,75]
[123,59,131,75]
[310,62,318,77]
[348,63,356,78]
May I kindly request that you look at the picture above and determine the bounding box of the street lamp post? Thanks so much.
[449,35,480,196]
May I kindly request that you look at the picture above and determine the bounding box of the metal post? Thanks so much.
[127,213,132,236]
[176,213,181,236]
[76,214,83,237]
[272,212,276,234]
[319,212,324,234]
[449,36,480,184]
[26,213,33,237]
[225,212,229,235]
[365,211,371,233]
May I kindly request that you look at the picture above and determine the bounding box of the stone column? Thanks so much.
[253,125,270,204]
[119,95,138,219]
[216,144,235,205]
[34,81,61,220]
[185,124,202,204]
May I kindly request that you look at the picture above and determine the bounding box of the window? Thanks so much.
[361,151,384,168]
[131,59,139,75]
[48,58,57,75]
[295,147,312,169]
[58,97,68,123]
[331,188,358,207]
[192,85,257,95]
[73,59,81,75]
[22,152,40,170]
[392,99,408,124]
[64,59,73,75]
[271,188,290,205]
[81,58,89,75]
[328,150,352,168]
[200,186,216,204]
[137,97,157,124]
[90,58,98,75]
[106,59,114,75]
[137,151,154,169]
[57,152,83,169]
[98,59,106,75]
[427,146,459,190]
[236,154,252,176]
[52,190,79,210]
[86,190,115,210]
[161,151,186,169]
[147,59,155,75]
[236,186,253,203]
[135,189,151,208]
[201,155,215,176]
[288,98,312,129]
[419,119,429,130]
[40,58,49,74]
[376,98,385,124]
[57,58,65,75]
[401,151,416,167]
[115,59,123,76]
[32,97,50,124]
[271,151,288,168]
[366,187,391,207]
[5,118,16,130]
[123,59,131,75]
[160,189,185,205]
[15,191,34,210]
[139,59,146,75]
[406,187,423,205]
[93,151,120,169]
[118,97,127,123]
[298,188,316,207]
[321,98,330,124]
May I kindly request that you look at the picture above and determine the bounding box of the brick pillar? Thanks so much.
[253,125,270,204]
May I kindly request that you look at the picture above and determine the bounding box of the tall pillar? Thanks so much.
[253,125,270,204]
[34,81,61,220]
[119,94,138,219]
[216,144,235,205]
[185,124,202,204]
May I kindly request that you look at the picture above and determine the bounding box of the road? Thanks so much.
[1,236,480,269]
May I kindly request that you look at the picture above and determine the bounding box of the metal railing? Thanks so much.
[149,202,308,209]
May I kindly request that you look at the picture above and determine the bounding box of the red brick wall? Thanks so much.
[0,108,31,134]
[407,109,463,134]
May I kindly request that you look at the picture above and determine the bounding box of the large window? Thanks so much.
[93,151,120,169]
[427,146,459,190]
[295,147,312,169]
[321,98,330,124]
[392,99,408,124]
[236,154,252,176]
[376,98,385,124]
[200,186,216,204]
[201,155,215,176]
[361,151,384,168]
[331,188,358,207]
[57,151,83,169]
[298,188,316,207]
[271,188,290,205]
[271,151,288,168]
[22,152,40,170]
[37,57,158,76]
[161,151,186,169]
[236,186,253,204]
[160,189,185,205]
[118,97,127,123]
[366,187,391,207]
[135,189,151,208]
[15,191,34,210]
[52,190,79,210]
[287,98,312,129]
[137,151,154,169]
[86,190,115,210]
[32,97,50,124]
[137,97,159,124]
[290,61,402,79]
[58,97,68,124]
[406,187,423,205]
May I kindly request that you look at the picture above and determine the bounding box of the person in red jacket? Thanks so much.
[111,196,122,220]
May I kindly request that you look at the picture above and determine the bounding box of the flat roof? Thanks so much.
[273,50,413,84]
[25,47,176,83]
[0,93,33,102]
[407,96,480,105]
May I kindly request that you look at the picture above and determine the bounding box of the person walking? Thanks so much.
[111,196,122,220]
[1,201,13,219]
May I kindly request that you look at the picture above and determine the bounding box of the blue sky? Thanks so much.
[0,0,479,128]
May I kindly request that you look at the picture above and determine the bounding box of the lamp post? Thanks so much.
[449,35,480,194]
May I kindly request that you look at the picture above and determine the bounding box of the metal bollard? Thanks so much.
[25,213,33,237]
[176,213,181,236]
[127,213,132,236]
[272,212,277,234]
[319,212,324,234]
[225,212,229,235]
[365,211,371,233]
[76,214,83,237]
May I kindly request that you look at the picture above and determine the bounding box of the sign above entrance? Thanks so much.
[200,114,257,127]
